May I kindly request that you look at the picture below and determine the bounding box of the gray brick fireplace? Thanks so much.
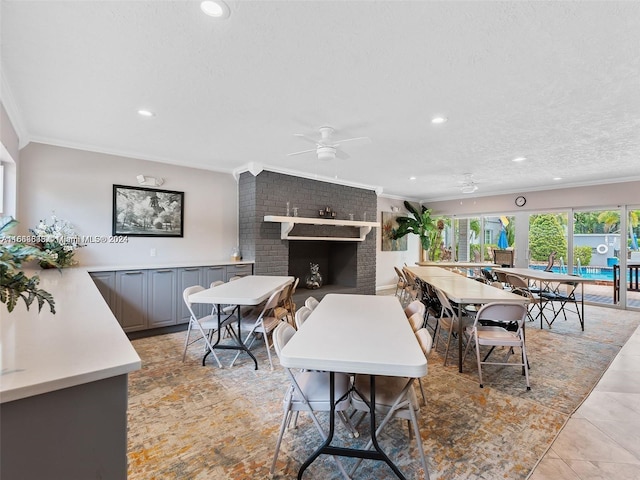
[238,170,377,300]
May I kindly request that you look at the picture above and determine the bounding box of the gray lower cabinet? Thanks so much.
[115,270,148,332]
[89,271,115,314]
[177,266,204,323]
[203,265,225,287]
[226,263,253,280]
[147,268,178,328]
[91,263,253,333]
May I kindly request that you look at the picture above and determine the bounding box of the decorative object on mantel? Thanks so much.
[318,206,337,219]
[304,263,323,289]
[1,216,56,313]
[30,213,84,269]
[231,246,242,261]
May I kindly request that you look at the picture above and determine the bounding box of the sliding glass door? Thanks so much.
[528,212,568,270]
[626,206,640,309]
[572,209,619,306]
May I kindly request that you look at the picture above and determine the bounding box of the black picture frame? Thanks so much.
[112,184,184,237]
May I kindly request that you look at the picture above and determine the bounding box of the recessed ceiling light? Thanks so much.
[137,109,155,117]
[431,117,447,124]
[553,177,562,181]
[200,0,230,18]
[409,176,417,181]
[512,156,527,162]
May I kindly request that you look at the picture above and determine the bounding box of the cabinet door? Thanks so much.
[89,271,115,314]
[115,270,148,332]
[225,263,253,281]
[177,267,204,323]
[203,265,225,287]
[147,269,177,328]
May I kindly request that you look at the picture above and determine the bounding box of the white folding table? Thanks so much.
[408,267,529,372]
[280,294,427,479]
[189,275,293,369]
[493,267,594,330]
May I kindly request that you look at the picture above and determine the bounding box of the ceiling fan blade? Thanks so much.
[287,148,317,156]
[333,136,371,148]
[335,148,350,160]
[293,133,320,145]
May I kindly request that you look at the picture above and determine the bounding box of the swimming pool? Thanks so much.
[528,265,614,282]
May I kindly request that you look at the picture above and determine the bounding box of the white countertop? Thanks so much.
[84,260,254,272]
[1,268,141,403]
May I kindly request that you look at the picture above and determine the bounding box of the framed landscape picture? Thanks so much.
[381,211,407,251]
[112,185,184,237]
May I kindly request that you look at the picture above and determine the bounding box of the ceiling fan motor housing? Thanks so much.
[317,145,336,160]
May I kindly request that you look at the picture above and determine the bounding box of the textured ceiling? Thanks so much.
[2,0,639,201]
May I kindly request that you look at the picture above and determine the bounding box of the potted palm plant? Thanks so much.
[392,201,446,261]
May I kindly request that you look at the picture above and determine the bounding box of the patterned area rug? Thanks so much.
[127,303,640,479]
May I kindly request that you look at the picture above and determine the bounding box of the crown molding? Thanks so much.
[233,162,383,194]
[0,71,29,149]
[27,136,235,175]
[420,176,640,204]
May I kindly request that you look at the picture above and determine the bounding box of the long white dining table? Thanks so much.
[492,267,594,330]
[189,275,293,369]
[279,294,428,480]
[407,266,529,372]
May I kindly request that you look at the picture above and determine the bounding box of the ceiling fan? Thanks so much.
[460,173,479,194]
[287,126,371,161]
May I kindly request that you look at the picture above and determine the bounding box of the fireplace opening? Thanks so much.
[289,241,357,294]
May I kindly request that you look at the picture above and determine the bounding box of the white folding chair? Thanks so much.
[305,296,319,310]
[402,266,419,303]
[404,299,426,323]
[394,265,408,301]
[181,285,236,367]
[349,328,432,479]
[406,314,428,404]
[281,277,299,325]
[407,311,424,333]
[463,302,530,390]
[433,287,473,366]
[294,305,312,330]
[270,323,354,479]
[232,286,287,369]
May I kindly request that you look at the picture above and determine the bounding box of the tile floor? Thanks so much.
[528,321,640,480]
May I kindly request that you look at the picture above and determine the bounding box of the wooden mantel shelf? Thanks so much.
[263,215,378,241]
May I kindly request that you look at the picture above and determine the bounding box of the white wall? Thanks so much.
[1,102,19,218]
[426,181,640,216]
[18,143,239,267]
[376,197,420,290]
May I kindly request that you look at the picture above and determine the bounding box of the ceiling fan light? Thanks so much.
[461,183,478,194]
[200,1,230,18]
[317,146,336,161]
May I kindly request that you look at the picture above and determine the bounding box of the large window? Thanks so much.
[571,209,618,305]
[529,212,568,269]
[627,207,640,309]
